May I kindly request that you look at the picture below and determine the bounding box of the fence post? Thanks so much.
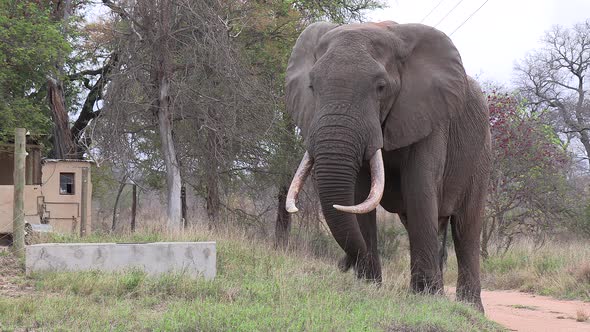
[12,128,26,258]
[131,184,137,232]
[80,167,88,237]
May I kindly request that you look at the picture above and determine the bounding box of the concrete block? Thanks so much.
[26,242,216,280]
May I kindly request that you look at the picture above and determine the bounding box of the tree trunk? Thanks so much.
[274,119,295,249]
[130,184,137,232]
[153,0,182,230]
[157,84,183,230]
[274,184,291,249]
[205,128,220,229]
[112,181,126,232]
[579,130,590,170]
[481,216,496,260]
[48,0,76,159]
[47,77,76,159]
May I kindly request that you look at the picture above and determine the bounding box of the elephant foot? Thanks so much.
[456,287,485,313]
[338,254,354,272]
[356,253,382,283]
[338,253,382,283]
[410,273,443,295]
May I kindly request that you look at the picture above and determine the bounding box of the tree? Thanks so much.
[0,0,118,157]
[483,92,573,257]
[99,0,273,229]
[0,1,66,142]
[514,20,590,169]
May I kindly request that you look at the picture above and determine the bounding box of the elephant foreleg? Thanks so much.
[353,165,382,282]
[401,137,446,295]
[405,200,443,294]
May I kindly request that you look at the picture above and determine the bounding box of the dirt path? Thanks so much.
[448,287,590,331]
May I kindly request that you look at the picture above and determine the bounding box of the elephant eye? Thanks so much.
[308,84,314,92]
[376,80,387,96]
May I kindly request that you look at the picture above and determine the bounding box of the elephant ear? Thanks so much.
[285,22,338,138]
[381,22,468,150]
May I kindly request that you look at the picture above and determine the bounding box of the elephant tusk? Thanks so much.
[286,151,314,213]
[333,149,385,214]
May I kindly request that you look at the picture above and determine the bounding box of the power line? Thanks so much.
[450,0,491,36]
[420,0,446,23]
[433,0,465,28]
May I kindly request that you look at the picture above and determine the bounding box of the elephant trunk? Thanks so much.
[285,105,384,279]
[309,110,372,270]
[313,141,368,265]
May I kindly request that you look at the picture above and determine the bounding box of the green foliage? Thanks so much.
[566,199,590,238]
[292,0,385,23]
[0,1,69,141]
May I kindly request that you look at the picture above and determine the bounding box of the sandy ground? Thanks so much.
[449,287,590,332]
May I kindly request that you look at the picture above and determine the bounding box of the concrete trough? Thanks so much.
[26,242,216,280]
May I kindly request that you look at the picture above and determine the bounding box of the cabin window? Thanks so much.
[59,173,75,195]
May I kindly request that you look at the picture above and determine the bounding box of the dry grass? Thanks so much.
[443,238,590,301]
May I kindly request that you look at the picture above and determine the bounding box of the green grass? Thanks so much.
[0,229,501,331]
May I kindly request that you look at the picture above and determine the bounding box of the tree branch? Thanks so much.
[71,52,119,144]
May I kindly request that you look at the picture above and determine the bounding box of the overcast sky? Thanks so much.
[369,0,590,85]
[88,1,590,86]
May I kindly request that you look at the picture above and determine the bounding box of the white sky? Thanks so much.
[370,0,590,85]
[86,0,590,86]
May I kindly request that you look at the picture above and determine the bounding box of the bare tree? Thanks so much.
[514,20,590,169]
[99,0,273,229]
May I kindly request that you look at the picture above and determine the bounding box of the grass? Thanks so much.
[443,239,590,301]
[0,228,501,332]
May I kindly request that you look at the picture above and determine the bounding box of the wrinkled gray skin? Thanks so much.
[285,21,491,311]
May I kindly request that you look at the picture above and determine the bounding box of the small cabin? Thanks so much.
[0,141,92,237]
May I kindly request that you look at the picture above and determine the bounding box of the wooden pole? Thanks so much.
[130,184,137,232]
[111,181,126,232]
[181,185,187,228]
[12,128,26,258]
[80,167,88,237]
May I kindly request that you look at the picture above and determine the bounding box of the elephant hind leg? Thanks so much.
[439,217,450,274]
[450,184,486,312]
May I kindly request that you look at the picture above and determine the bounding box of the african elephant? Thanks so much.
[284,21,491,311]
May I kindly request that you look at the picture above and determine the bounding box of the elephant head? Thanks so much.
[285,21,467,275]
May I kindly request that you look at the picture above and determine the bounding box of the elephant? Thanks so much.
[284,21,491,312]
